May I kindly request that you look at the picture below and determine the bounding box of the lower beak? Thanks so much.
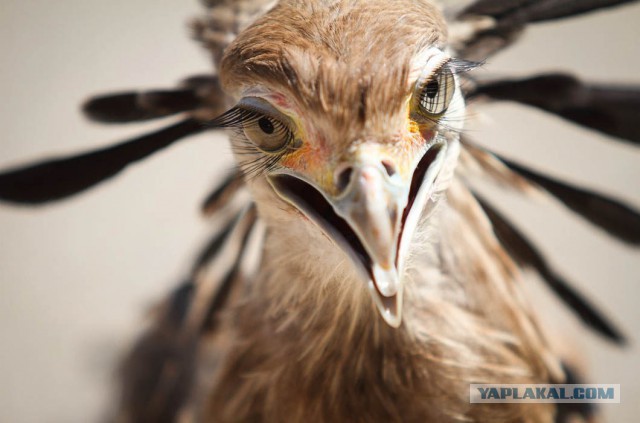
[268,142,447,327]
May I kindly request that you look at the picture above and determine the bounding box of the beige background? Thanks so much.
[0,1,638,422]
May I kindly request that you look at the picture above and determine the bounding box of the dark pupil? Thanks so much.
[258,117,275,134]
[425,80,439,99]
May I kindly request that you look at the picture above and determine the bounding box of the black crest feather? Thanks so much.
[471,74,640,145]
[83,89,202,123]
[496,154,640,246]
[0,119,204,204]
[476,194,626,343]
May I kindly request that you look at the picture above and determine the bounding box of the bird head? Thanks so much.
[215,0,468,327]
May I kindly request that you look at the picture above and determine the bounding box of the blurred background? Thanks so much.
[0,1,638,421]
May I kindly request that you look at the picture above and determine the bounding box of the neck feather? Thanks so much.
[207,178,559,421]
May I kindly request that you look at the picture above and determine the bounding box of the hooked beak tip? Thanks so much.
[371,263,400,297]
[368,280,403,328]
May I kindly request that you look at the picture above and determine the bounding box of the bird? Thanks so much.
[0,0,639,421]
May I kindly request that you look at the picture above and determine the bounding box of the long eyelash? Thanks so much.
[230,137,284,180]
[210,107,295,180]
[416,58,483,134]
[446,57,484,75]
[230,134,291,181]
[209,106,295,145]
[423,110,467,134]
[208,107,260,128]
[416,94,469,134]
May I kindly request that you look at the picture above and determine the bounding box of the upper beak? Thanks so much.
[268,141,447,327]
[335,162,405,296]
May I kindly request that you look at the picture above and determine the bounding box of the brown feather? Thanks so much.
[203,179,559,422]
[220,0,447,140]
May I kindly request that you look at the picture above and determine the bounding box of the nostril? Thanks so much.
[381,160,396,177]
[336,166,354,192]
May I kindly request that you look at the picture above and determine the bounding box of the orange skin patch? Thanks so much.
[257,91,333,186]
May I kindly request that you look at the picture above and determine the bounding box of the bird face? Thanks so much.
[216,1,464,327]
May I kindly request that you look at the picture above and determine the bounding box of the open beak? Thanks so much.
[268,141,447,327]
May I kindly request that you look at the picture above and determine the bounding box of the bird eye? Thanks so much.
[242,113,292,152]
[242,112,291,152]
[210,97,296,153]
[417,66,455,116]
